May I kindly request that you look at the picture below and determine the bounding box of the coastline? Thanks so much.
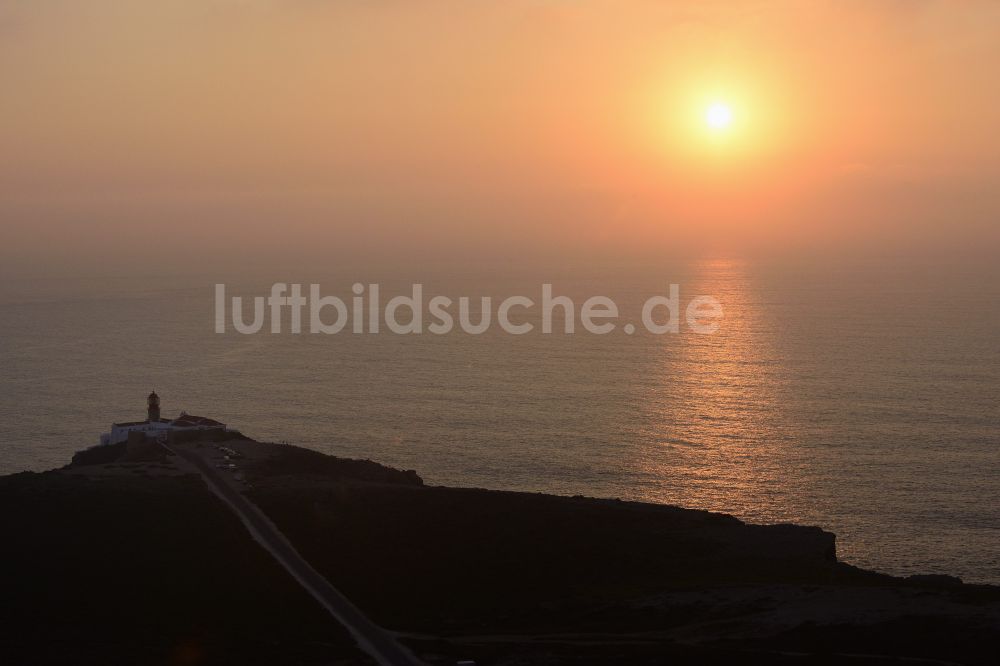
[2,434,998,665]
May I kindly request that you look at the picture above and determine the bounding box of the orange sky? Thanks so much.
[2,1,999,276]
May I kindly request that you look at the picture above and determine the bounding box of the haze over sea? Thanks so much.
[1,258,998,584]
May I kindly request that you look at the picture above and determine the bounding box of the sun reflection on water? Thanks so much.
[625,258,799,523]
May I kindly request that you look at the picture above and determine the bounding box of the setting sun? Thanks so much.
[705,102,733,130]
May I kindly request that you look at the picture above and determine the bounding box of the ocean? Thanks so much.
[1,259,998,583]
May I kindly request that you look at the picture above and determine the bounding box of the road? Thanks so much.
[166,442,424,666]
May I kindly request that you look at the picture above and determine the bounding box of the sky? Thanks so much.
[2,0,999,278]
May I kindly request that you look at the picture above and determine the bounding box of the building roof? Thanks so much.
[171,414,225,428]
[112,418,179,428]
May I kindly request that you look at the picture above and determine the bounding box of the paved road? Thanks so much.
[167,443,423,666]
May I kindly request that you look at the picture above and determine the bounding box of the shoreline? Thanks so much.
[2,434,996,664]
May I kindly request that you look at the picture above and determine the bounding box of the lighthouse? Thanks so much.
[99,393,229,446]
[147,391,161,422]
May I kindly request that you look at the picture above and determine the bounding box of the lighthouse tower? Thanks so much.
[147,391,161,422]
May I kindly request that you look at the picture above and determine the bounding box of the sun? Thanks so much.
[705,102,733,130]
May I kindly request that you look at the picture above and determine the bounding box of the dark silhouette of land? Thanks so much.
[0,469,372,665]
[2,435,998,665]
[166,439,421,666]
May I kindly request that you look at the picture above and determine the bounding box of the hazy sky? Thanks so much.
[2,0,999,277]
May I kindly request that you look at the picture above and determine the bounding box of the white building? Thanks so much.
[99,392,227,445]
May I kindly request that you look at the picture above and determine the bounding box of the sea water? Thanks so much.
[1,259,997,583]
